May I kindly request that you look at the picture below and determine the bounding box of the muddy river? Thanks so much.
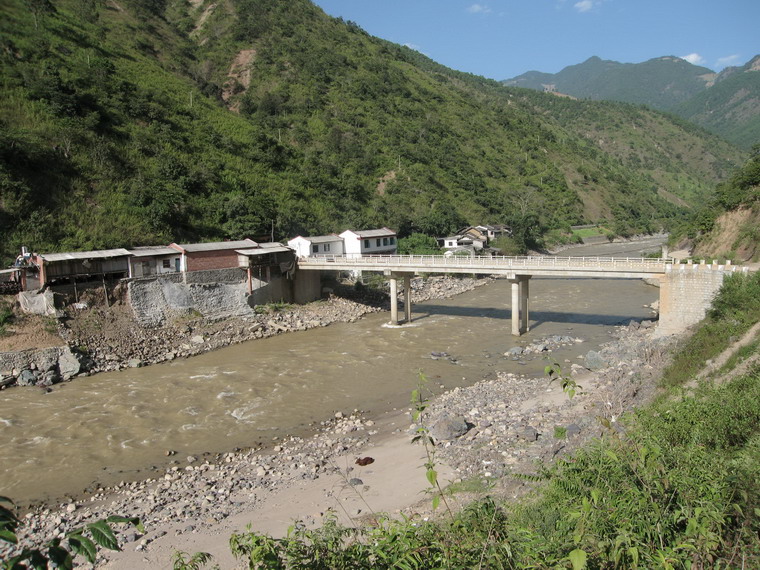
[0,238,664,505]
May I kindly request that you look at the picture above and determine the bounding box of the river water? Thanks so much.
[0,238,664,506]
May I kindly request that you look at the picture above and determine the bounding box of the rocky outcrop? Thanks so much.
[0,346,82,389]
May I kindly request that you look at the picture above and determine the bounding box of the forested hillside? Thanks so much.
[675,56,760,150]
[0,0,746,265]
[672,146,760,261]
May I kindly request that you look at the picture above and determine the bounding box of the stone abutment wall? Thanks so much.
[657,263,747,336]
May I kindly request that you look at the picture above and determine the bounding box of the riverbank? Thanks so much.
[1,320,675,568]
[0,275,490,389]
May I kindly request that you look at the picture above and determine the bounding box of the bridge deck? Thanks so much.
[297,254,672,279]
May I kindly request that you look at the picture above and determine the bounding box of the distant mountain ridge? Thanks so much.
[503,55,760,149]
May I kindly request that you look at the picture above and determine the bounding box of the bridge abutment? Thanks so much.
[657,262,748,336]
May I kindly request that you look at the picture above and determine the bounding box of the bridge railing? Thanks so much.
[297,254,674,271]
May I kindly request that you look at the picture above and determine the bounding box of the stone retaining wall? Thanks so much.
[0,346,82,388]
[657,262,748,336]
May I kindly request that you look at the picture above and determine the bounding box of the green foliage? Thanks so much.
[545,362,582,399]
[410,372,453,516]
[172,550,216,570]
[670,148,760,251]
[397,233,440,255]
[0,301,13,335]
[1,496,143,569]
[489,236,524,256]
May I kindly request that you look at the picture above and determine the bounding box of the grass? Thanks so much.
[571,226,608,239]
[0,300,14,336]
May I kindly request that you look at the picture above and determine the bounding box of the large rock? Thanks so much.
[428,412,471,442]
[57,347,81,380]
[16,369,38,386]
[584,350,609,371]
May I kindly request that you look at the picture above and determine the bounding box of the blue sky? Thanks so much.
[312,0,760,80]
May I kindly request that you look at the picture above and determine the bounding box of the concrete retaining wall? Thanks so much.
[127,268,322,327]
[657,263,747,336]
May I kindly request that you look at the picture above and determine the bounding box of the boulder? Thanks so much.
[17,369,38,387]
[429,412,471,442]
[584,350,609,371]
[57,347,81,380]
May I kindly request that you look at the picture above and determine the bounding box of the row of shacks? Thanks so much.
[6,239,293,294]
[3,227,402,294]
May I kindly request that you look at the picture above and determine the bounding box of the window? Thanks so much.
[162,259,171,269]
[364,239,370,248]
[324,243,330,252]
[376,239,381,247]
[382,237,388,246]
[390,237,395,245]
[312,244,319,253]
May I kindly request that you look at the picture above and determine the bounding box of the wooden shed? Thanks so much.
[32,249,132,286]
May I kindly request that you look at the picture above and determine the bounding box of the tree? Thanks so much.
[23,0,55,30]
[398,233,440,255]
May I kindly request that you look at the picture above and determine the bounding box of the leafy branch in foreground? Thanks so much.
[410,371,454,518]
[1,496,143,569]
[545,361,582,399]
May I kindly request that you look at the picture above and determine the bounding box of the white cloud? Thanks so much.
[467,4,492,14]
[573,0,594,13]
[716,54,741,68]
[404,43,429,57]
[681,53,706,66]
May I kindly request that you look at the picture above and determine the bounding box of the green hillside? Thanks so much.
[0,0,746,265]
[675,56,760,150]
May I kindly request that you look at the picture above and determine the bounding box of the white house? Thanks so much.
[287,234,344,258]
[339,228,397,258]
[127,246,181,277]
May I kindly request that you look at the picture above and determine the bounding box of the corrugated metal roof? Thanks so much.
[128,246,177,257]
[288,235,341,244]
[344,228,396,238]
[259,242,289,248]
[237,246,292,256]
[39,249,132,262]
[173,239,257,253]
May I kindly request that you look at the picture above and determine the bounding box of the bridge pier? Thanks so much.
[510,276,530,336]
[387,272,414,325]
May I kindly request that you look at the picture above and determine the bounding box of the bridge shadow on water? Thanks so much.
[410,303,652,328]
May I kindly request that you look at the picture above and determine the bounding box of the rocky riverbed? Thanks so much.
[0,275,489,389]
[1,321,676,567]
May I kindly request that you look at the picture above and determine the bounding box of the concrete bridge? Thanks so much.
[297,254,750,336]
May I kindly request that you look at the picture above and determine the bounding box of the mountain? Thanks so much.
[0,0,746,265]
[503,55,760,149]
[503,56,716,109]
[675,56,760,151]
